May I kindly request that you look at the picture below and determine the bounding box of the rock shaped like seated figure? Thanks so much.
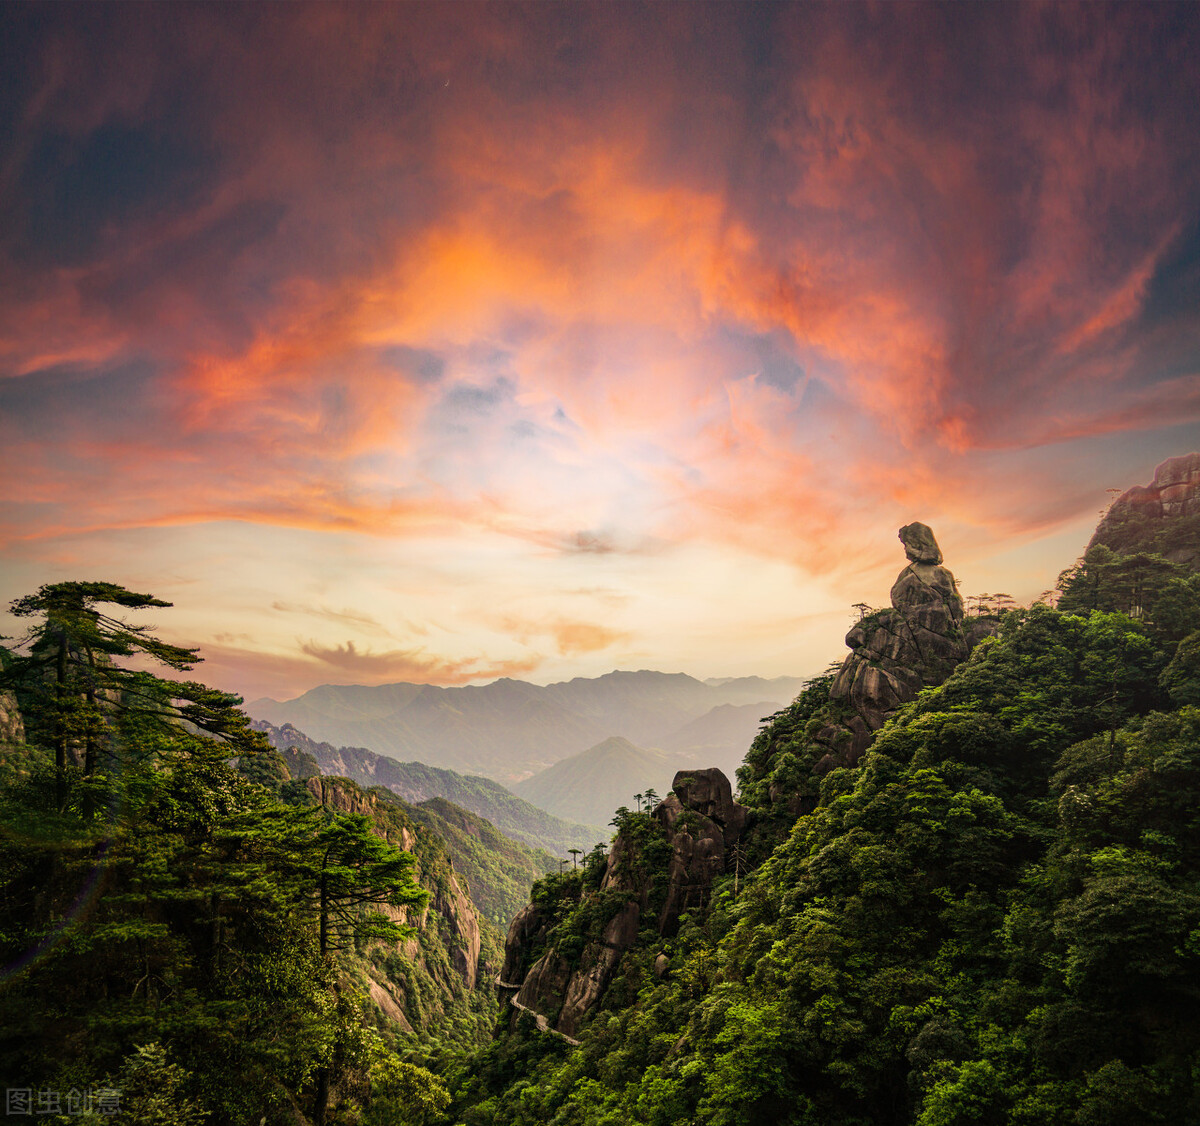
[819,523,985,768]
[890,522,965,638]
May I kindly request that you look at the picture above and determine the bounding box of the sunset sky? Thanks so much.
[3,3,1199,703]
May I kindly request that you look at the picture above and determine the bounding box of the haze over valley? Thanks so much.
[247,670,803,786]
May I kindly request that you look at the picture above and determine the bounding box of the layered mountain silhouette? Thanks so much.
[510,708,784,828]
[252,719,604,856]
[512,736,673,828]
[248,670,803,783]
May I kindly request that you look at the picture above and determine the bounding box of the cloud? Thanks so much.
[491,614,633,657]
[179,635,543,701]
[298,639,543,685]
[551,621,631,657]
[3,4,1200,695]
[270,601,391,635]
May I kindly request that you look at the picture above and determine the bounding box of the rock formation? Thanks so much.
[0,691,24,744]
[503,892,636,1040]
[1090,452,1200,567]
[499,766,748,1037]
[815,523,990,769]
[653,768,748,936]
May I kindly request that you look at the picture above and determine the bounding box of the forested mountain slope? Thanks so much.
[453,467,1200,1126]
[0,583,508,1124]
[407,797,560,932]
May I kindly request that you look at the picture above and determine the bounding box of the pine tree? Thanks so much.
[1,581,265,807]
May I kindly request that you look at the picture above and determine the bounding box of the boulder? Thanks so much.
[899,521,944,564]
[667,768,748,845]
[655,768,749,936]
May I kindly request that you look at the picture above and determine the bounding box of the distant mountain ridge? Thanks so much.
[511,706,785,828]
[247,670,804,783]
[252,719,605,856]
[512,736,674,827]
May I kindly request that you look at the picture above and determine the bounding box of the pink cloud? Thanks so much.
[2,3,1198,611]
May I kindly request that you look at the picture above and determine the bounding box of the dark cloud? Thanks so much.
[297,638,542,685]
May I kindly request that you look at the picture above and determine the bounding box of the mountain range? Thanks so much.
[247,670,803,783]
[251,719,606,856]
[511,736,674,827]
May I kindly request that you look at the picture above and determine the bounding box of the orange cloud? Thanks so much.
[490,614,633,657]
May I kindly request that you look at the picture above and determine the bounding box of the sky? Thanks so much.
[2,2,1200,703]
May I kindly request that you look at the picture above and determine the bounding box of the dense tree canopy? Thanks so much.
[0,582,454,1126]
[6,534,1200,1126]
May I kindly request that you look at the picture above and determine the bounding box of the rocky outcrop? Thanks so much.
[555,901,640,1037]
[503,887,636,1038]
[819,523,990,769]
[500,902,555,986]
[441,872,482,989]
[499,766,749,1038]
[1091,452,1200,567]
[654,768,748,936]
[368,980,414,1032]
[0,691,25,744]
[511,948,572,1024]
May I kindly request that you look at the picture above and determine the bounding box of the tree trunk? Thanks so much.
[314,871,331,1125]
[55,629,68,810]
[83,644,98,779]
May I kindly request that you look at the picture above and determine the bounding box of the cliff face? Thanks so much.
[0,691,24,744]
[499,766,748,1038]
[246,761,505,1052]
[302,775,484,992]
[1090,452,1200,567]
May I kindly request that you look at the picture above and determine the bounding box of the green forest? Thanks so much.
[4,508,1200,1124]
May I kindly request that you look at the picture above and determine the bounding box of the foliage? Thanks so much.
[0,581,266,810]
[0,582,496,1126]
[735,663,840,828]
[407,795,559,929]
[451,599,1200,1126]
[1057,545,1200,641]
[364,1051,451,1125]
